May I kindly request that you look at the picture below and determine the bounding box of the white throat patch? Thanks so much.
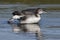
[38,11,43,14]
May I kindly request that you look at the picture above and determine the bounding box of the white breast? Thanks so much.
[21,15,41,23]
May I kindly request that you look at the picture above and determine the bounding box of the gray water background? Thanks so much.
[0,4,60,40]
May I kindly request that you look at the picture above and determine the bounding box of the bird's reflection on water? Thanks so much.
[11,24,40,33]
[10,23,42,40]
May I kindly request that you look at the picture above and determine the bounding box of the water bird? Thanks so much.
[8,8,47,24]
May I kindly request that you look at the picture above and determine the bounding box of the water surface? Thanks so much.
[0,4,60,40]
